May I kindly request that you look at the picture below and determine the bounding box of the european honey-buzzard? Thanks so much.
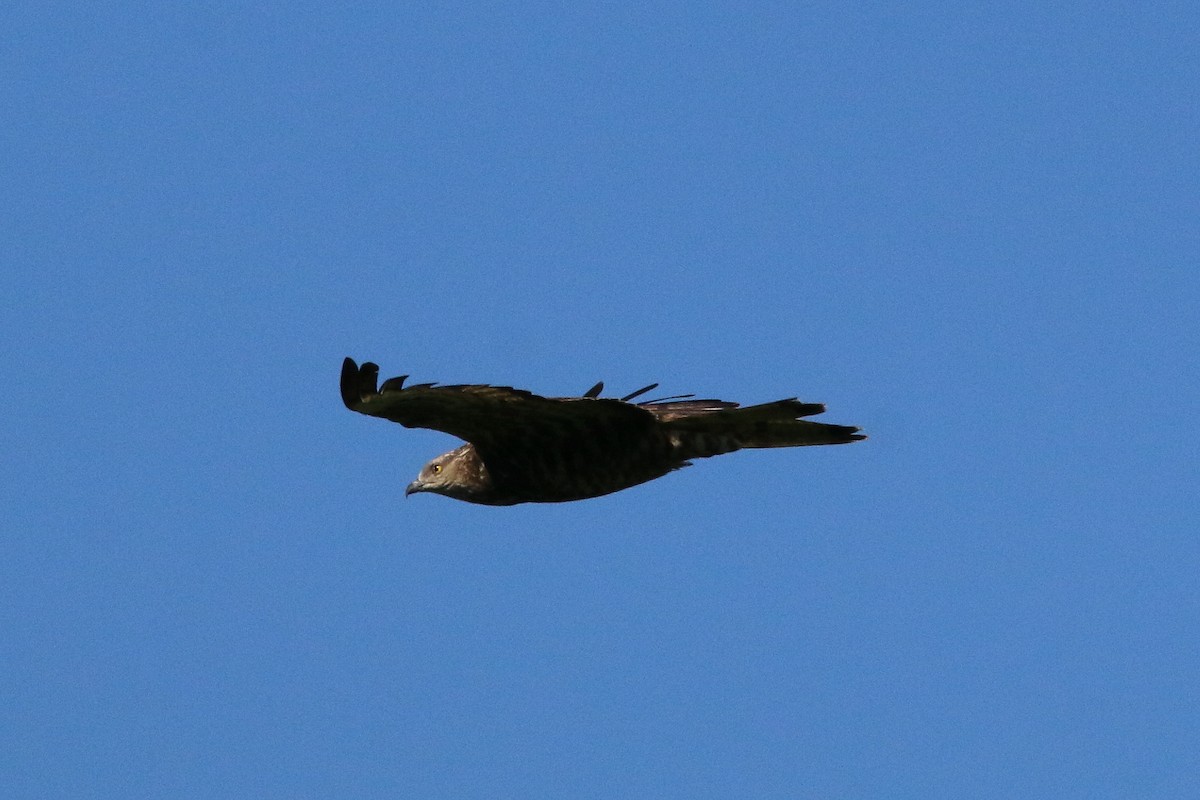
[340,357,864,505]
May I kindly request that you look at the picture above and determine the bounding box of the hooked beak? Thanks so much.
[405,480,424,497]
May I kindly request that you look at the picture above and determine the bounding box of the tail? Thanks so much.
[664,399,865,460]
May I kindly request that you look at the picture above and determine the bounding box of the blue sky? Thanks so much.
[3,2,1197,797]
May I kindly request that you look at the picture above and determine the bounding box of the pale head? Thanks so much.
[405,444,494,503]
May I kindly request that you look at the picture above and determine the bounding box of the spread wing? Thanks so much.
[340,358,655,457]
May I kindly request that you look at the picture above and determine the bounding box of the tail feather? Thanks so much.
[644,397,824,421]
[665,400,865,459]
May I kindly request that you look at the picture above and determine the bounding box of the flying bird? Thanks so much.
[340,357,864,505]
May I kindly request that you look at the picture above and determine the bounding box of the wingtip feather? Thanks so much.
[340,357,359,409]
[380,375,409,393]
[340,357,380,409]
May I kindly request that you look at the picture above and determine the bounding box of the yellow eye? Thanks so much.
[432,464,442,474]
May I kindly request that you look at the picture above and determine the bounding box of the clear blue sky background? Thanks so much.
[3,3,1197,798]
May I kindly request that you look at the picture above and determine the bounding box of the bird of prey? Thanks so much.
[340,357,864,505]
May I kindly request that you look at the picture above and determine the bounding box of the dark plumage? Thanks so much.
[340,357,865,505]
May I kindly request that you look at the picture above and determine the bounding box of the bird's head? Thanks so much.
[406,444,489,502]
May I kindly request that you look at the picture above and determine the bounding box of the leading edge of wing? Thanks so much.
[340,357,655,446]
[341,357,546,418]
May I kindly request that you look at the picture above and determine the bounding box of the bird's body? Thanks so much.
[340,357,864,505]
